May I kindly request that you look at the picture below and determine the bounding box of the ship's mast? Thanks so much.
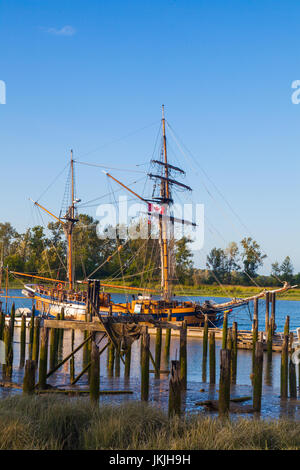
[160,105,171,300]
[64,150,76,290]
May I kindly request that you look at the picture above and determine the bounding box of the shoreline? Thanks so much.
[4,283,300,301]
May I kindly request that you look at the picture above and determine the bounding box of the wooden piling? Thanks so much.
[209,331,215,384]
[289,332,297,399]
[32,317,40,364]
[3,324,13,379]
[252,319,258,371]
[141,330,150,401]
[218,349,231,416]
[58,308,65,347]
[10,302,15,340]
[222,312,228,350]
[265,292,269,333]
[164,311,172,360]
[29,306,35,359]
[19,314,26,368]
[280,334,289,399]
[267,318,272,362]
[70,329,75,382]
[23,359,35,394]
[90,338,100,403]
[49,327,57,371]
[180,321,187,390]
[253,341,263,412]
[155,327,162,379]
[231,322,238,384]
[253,298,258,329]
[115,349,121,377]
[107,341,115,377]
[271,293,276,334]
[284,315,290,336]
[124,345,131,378]
[202,314,208,382]
[38,327,48,390]
[168,360,181,417]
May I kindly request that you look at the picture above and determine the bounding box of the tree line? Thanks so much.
[0,218,297,288]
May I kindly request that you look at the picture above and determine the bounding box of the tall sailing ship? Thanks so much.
[12,107,294,325]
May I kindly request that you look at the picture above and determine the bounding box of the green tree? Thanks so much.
[240,237,266,282]
[174,236,193,284]
[271,261,281,277]
[280,256,293,282]
[224,242,240,283]
[206,247,227,282]
[0,222,19,259]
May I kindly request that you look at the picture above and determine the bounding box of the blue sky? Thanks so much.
[0,0,300,274]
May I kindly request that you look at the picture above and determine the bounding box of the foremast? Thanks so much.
[30,150,78,290]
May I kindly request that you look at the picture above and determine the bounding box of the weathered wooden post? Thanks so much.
[231,322,238,384]
[253,298,258,329]
[180,321,187,390]
[280,334,289,399]
[28,306,35,359]
[155,327,162,378]
[168,360,181,417]
[19,314,26,368]
[141,330,150,401]
[209,331,216,384]
[90,337,100,403]
[10,302,15,340]
[3,324,13,379]
[270,293,276,334]
[202,314,208,382]
[49,327,57,370]
[284,316,290,336]
[32,317,40,364]
[115,349,121,377]
[0,312,5,340]
[267,318,273,362]
[164,311,172,360]
[23,359,35,394]
[253,341,263,412]
[252,319,258,371]
[124,345,131,378]
[227,328,232,351]
[70,329,75,382]
[222,312,228,350]
[58,308,65,346]
[265,292,269,334]
[218,349,231,416]
[288,332,297,399]
[38,327,48,390]
[107,341,115,377]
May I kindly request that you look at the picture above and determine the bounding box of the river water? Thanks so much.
[2,289,300,419]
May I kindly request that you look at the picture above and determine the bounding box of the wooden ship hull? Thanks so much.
[22,283,230,326]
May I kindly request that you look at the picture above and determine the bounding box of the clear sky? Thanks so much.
[0,0,300,274]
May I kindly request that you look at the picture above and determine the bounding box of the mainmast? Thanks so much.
[160,105,171,301]
[63,150,77,290]
[104,106,192,301]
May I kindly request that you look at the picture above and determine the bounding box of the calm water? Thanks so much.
[2,289,300,419]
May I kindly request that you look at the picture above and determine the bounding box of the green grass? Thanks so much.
[0,396,300,449]
[173,284,300,301]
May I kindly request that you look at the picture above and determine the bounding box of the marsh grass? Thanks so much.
[0,396,299,449]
